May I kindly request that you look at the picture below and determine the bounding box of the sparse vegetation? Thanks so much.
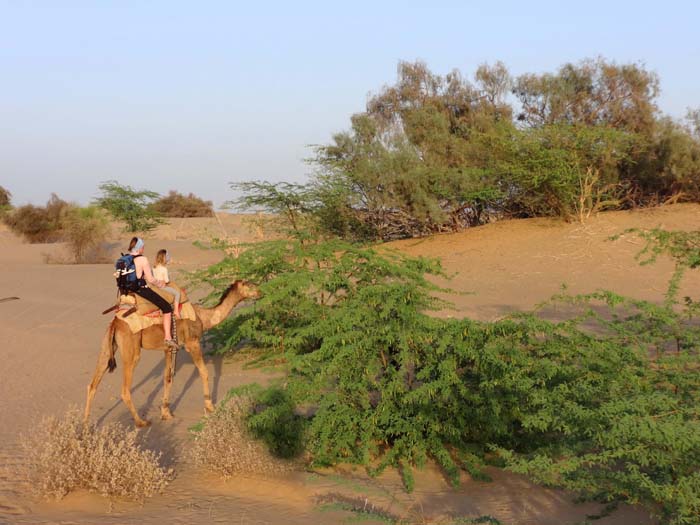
[22,410,172,501]
[0,185,11,217]
[189,393,294,477]
[2,193,110,262]
[94,180,164,232]
[0,186,11,207]
[2,193,70,242]
[61,205,111,263]
[151,190,214,217]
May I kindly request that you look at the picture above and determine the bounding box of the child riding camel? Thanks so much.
[128,237,178,350]
[153,249,181,319]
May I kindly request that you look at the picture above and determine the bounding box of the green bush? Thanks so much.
[2,193,69,242]
[94,180,163,232]
[61,205,110,263]
[192,233,700,524]
[150,190,214,217]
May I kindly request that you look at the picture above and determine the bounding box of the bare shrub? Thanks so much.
[189,395,294,477]
[151,190,214,217]
[573,167,623,223]
[21,409,173,501]
[0,185,11,218]
[3,193,69,242]
[61,206,110,263]
[0,185,10,207]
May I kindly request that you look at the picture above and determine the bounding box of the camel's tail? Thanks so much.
[104,318,118,373]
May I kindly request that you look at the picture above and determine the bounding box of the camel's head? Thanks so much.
[232,279,260,299]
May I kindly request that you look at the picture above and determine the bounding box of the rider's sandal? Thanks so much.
[165,339,179,350]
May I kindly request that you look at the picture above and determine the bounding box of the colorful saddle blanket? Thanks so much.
[115,283,196,333]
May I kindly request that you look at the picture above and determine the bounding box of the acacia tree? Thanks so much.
[94,181,163,232]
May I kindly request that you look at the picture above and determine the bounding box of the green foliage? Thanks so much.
[197,232,700,524]
[632,118,700,202]
[150,190,214,217]
[616,228,700,307]
[493,124,633,219]
[94,180,163,232]
[61,205,110,263]
[247,387,305,459]
[451,517,502,525]
[315,494,398,524]
[2,193,70,242]
[227,58,698,241]
[513,58,659,133]
[227,181,317,239]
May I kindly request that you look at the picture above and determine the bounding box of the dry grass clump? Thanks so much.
[190,395,294,478]
[22,409,173,501]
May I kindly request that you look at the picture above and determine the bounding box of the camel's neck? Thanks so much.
[196,288,248,331]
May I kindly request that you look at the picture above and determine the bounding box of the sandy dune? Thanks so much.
[1,206,698,525]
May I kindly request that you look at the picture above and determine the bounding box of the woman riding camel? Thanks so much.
[127,237,178,350]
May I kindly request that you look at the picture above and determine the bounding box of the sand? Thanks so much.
[1,206,698,525]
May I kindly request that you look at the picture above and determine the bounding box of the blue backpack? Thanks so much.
[115,253,144,294]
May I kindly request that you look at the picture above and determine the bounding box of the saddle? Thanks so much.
[104,283,197,333]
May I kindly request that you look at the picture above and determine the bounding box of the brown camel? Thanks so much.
[84,280,259,427]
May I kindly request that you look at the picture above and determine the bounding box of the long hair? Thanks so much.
[155,249,168,266]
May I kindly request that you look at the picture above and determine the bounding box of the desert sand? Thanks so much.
[1,206,698,525]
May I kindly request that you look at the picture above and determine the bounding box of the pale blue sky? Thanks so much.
[2,1,699,207]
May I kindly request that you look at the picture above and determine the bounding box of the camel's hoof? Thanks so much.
[161,411,174,421]
[204,401,215,413]
[135,419,151,428]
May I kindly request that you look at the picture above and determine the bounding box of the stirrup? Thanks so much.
[165,339,179,350]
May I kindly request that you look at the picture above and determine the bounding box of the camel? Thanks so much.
[84,280,259,427]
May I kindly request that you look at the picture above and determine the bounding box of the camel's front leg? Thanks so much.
[120,346,150,428]
[187,339,214,413]
[161,349,174,420]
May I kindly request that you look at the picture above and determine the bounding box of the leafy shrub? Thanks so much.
[247,386,305,459]
[193,234,700,524]
[189,394,293,477]
[61,205,110,263]
[22,409,172,501]
[3,193,69,242]
[151,190,214,217]
[94,180,163,232]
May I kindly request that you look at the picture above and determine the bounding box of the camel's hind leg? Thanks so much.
[84,339,113,422]
[117,332,150,428]
[85,320,117,423]
[187,339,215,413]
